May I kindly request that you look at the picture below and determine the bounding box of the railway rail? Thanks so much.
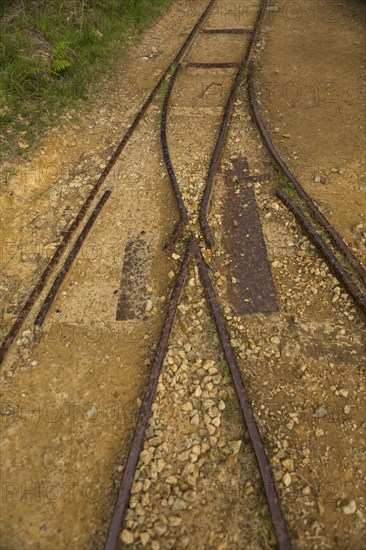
[247,66,366,315]
[104,2,294,547]
[105,0,365,546]
[1,1,365,549]
[0,0,216,363]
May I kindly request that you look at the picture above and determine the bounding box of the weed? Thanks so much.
[241,65,249,81]
[156,64,176,118]
[224,394,240,425]
[51,41,73,75]
[0,0,173,157]
[218,354,231,382]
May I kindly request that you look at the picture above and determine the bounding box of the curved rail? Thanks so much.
[277,190,366,315]
[0,0,216,365]
[161,65,188,249]
[199,0,266,247]
[247,66,366,286]
[104,234,293,550]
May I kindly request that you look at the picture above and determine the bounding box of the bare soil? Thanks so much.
[1,1,365,549]
[254,0,366,266]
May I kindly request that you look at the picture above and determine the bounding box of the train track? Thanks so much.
[105,1,293,548]
[105,0,365,547]
[0,0,216,363]
[247,64,366,315]
[1,0,365,549]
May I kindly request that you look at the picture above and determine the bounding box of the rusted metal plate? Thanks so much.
[116,236,151,321]
[222,158,278,315]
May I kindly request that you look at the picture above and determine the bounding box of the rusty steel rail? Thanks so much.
[199,0,266,248]
[192,236,292,550]
[201,28,253,34]
[104,238,193,550]
[186,62,240,68]
[34,191,111,327]
[278,190,366,315]
[0,0,217,365]
[0,190,105,363]
[104,234,293,550]
[247,67,366,286]
[161,65,188,250]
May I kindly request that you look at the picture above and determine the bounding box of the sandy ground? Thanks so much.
[0,1,365,549]
[254,0,366,266]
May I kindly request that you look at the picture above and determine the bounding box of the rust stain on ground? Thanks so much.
[222,158,278,315]
[116,235,151,321]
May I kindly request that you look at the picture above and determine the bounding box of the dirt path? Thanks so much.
[209,76,366,550]
[254,0,366,265]
[1,1,365,549]
[0,0,209,340]
[0,79,180,550]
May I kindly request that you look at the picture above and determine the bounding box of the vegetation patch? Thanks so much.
[0,0,172,156]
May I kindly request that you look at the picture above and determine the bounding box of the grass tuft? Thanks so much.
[0,0,172,156]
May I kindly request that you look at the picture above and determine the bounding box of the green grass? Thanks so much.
[218,354,231,382]
[0,0,172,156]
[156,64,176,119]
[241,65,249,81]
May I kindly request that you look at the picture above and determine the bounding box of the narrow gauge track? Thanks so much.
[104,237,292,550]
[106,0,364,548]
[0,0,217,364]
[161,0,266,249]
[1,1,364,549]
[105,1,366,550]
[106,1,291,549]
[247,68,366,316]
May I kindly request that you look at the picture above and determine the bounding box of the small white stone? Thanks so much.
[120,530,134,544]
[140,532,150,546]
[190,414,199,425]
[342,500,357,515]
[194,386,202,398]
[283,473,292,487]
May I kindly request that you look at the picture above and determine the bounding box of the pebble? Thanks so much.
[154,522,167,536]
[140,532,150,546]
[194,386,202,397]
[190,413,199,425]
[172,498,187,511]
[166,476,177,484]
[120,530,134,544]
[342,500,357,515]
[283,473,292,487]
[230,441,242,455]
[282,458,294,472]
[314,406,327,418]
